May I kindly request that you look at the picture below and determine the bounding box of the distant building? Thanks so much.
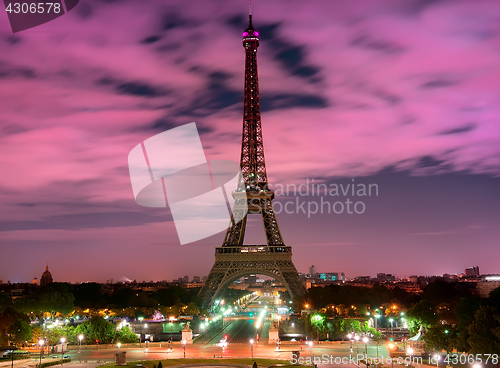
[192,276,200,283]
[318,272,344,282]
[40,264,53,287]
[465,266,480,278]
[309,265,317,275]
[244,274,257,284]
[182,275,189,283]
[32,277,38,285]
[476,275,500,298]
[377,273,396,282]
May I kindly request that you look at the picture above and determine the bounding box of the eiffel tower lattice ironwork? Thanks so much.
[199,14,306,310]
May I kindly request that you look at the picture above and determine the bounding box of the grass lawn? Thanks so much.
[99,358,305,368]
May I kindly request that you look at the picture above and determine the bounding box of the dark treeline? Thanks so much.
[297,280,500,356]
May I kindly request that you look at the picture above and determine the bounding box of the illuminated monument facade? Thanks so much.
[199,13,306,310]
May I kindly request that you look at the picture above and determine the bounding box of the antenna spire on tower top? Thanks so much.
[249,0,252,15]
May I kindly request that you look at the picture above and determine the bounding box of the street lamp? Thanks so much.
[138,317,144,347]
[78,334,83,363]
[408,347,414,366]
[374,314,380,330]
[182,340,186,358]
[389,344,395,368]
[169,316,175,350]
[117,342,121,352]
[250,339,254,358]
[434,354,440,368]
[347,334,353,357]
[363,337,369,361]
[308,341,313,361]
[389,318,394,338]
[355,335,360,355]
[38,340,44,368]
[60,337,65,366]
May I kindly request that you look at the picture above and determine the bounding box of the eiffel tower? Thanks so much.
[199,12,306,310]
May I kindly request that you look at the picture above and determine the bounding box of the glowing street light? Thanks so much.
[389,343,395,368]
[250,339,254,358]
[60,337,66,366]
[78,334,84,362]
[434,354,441,368]
[355,335,360,355]
[408,347,414,365]
[138,316,144,347]
[182,339,186,358]
[169,316,175,350]
[363,337,369,357]
[38,340,44,368]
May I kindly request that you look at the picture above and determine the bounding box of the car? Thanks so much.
[63,355,70,359]
[51,356,58,359]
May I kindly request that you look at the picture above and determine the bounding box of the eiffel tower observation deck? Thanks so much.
[199,11,306,310]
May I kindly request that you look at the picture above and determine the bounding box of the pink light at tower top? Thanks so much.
[255,31,259,36]
[243,32,248,36]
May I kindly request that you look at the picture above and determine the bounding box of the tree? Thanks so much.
[37,289,75,318]
[7,320,32,345]
[116,326,138,343]
[0,306,29,344]
[407,299,438,334]
[75,316,115,344]
[424,324,456,353]
[467,306,500,356]
[184,302,200,316]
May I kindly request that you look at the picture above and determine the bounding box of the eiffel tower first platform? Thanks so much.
[198,13,306,310]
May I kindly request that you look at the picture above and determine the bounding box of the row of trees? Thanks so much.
[297,279,500,356]
[2,283,202,317]
[304,313,381,341]
[0,307,138,346]
[408,287,500,355]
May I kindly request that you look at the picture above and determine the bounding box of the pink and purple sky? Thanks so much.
[0,0,499,283]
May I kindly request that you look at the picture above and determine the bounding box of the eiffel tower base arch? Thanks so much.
[199,245,306,311]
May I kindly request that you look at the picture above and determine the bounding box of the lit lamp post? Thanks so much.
[250,339,254,358]
[389,344,395,368]
[434,354,440,368]
[138,317,144,347]
[117,342,121,352]
[78,335,83,363]
[308,341,313,361]
[363,336,369,367]
[347,334,353,358]
[374,314,380,330]
[60,337,65,366]
[389,318,394,338]
[169,316,175,350]
[355,335,360,355]
[182,340,186,358]
[38,340,44,368]
[408,347,414,367]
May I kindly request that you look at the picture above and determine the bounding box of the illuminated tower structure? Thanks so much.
[199,13,306,310]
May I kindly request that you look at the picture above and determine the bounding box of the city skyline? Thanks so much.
[0,0,499,283]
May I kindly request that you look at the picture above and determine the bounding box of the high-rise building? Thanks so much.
[309,265,317,275]
[465,266,480,277]
[182,275,189,283]
[193,276,200,283]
